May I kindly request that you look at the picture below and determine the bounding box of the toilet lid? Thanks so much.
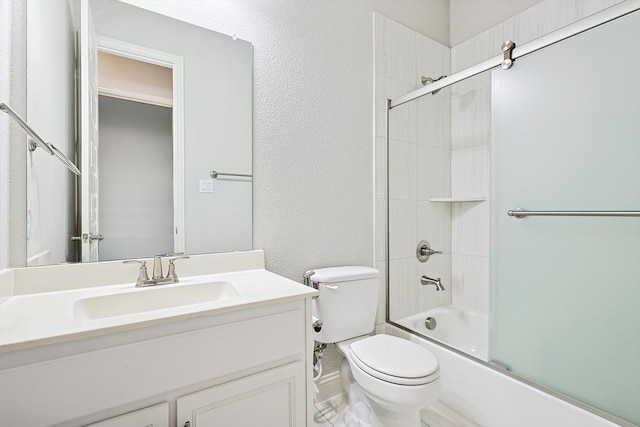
[350,335,439,386]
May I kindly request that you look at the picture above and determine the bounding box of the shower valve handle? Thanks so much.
[416,240,442,263]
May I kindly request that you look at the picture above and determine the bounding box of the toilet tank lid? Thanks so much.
[310,266,379,283]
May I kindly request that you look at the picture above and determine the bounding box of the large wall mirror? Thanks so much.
[26,0,253,266]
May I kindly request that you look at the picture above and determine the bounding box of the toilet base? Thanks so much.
[340,359,424,427]
[369,404,422,427]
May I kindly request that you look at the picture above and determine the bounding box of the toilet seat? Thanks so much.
[349,335,439,386]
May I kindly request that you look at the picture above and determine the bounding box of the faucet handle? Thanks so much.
[123,259,150,286]
[166,256,190,282]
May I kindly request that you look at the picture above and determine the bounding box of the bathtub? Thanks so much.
[384,321,621,427]
[396,305,488,360]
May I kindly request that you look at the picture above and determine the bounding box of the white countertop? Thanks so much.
[0,268,317,353]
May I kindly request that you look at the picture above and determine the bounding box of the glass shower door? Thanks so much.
[491,10,640,425]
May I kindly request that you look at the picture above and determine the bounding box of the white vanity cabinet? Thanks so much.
[0,299,313,427]
[177,362,305,426]
[85,403,169,427]
[0,252,317,427]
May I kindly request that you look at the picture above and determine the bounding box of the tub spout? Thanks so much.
[421,275,444,291]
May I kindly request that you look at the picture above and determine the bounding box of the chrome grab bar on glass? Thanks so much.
[209,170,252,179]
[507,207,640,218]
[0,102,81,175]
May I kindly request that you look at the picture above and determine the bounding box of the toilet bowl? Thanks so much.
[310,266,441,427]
[337,334,440,427]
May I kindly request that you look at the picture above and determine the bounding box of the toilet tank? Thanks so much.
[311,266,380,344]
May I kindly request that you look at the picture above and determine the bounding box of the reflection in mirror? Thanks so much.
[26,0,253,266]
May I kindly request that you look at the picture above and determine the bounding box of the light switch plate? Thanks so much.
[199,179,214,193]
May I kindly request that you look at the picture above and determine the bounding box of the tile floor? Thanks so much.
[313,394,433,427]
[313,394,347,427]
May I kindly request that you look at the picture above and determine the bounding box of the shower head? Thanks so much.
[421,75,447,94]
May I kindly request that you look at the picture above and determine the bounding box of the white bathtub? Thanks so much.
[396,305,488,360]
[385,322,620,427]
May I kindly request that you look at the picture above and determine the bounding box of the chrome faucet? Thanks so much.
[421,275,445,291]
[124,254,190,287]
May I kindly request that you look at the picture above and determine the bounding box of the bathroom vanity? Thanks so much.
[0,251,317,427]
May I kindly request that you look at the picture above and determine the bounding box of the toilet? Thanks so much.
[311,266,441,427]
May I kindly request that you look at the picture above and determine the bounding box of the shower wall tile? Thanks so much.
[417,201,451,254]
[417,253,451,312]
[416,145,450,201]
[389,138,417,200]
[450,23,505,73]
[451,87,491,150]
[389,96,419,143]
[451,144,490,197]
[375,75,417,139]
[451,254,489,313]
[451,72,491,101]
[375,198,387,262]
[577,0,623,19]
[375,13,453,324]
[375,260,387,325]
[507,4,540,48]
[388,257,418,319]
[416,32,450,83]
[375,136,387,200]
[374,13,418,86]
[535,0,580,39]
[417,93,451,150]
[388,199,416,260]
[451,201,490,257]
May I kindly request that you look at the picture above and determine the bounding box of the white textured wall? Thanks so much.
[0,0,27,270]
[118,0,450,282]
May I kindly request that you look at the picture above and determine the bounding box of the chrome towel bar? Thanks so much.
[1,102,54,155]
[507,208,640,218]
[1,102,81,175]
[49,143,81,176]
[210,170,252,179]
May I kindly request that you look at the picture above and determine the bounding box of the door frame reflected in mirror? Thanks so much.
[76,35,185,261]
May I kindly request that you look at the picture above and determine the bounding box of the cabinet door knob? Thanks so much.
[184,422,190,427]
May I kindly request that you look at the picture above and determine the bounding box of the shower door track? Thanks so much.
[384,2,640,427]
[387,0,640,109]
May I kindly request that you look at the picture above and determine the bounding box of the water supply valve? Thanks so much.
[312,316,323,332]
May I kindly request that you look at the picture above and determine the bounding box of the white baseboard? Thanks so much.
[314,370,344,403]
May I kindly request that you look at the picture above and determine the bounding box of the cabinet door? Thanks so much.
[177,363,305,427]
[84,402,168,427]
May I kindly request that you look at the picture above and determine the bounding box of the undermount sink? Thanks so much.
[74,281,239,320]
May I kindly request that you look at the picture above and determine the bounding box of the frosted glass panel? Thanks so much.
[491,11,640,425]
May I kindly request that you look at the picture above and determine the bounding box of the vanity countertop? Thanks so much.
[0,251,317,353]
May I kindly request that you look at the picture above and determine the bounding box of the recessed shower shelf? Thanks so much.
[430,197,486,203]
